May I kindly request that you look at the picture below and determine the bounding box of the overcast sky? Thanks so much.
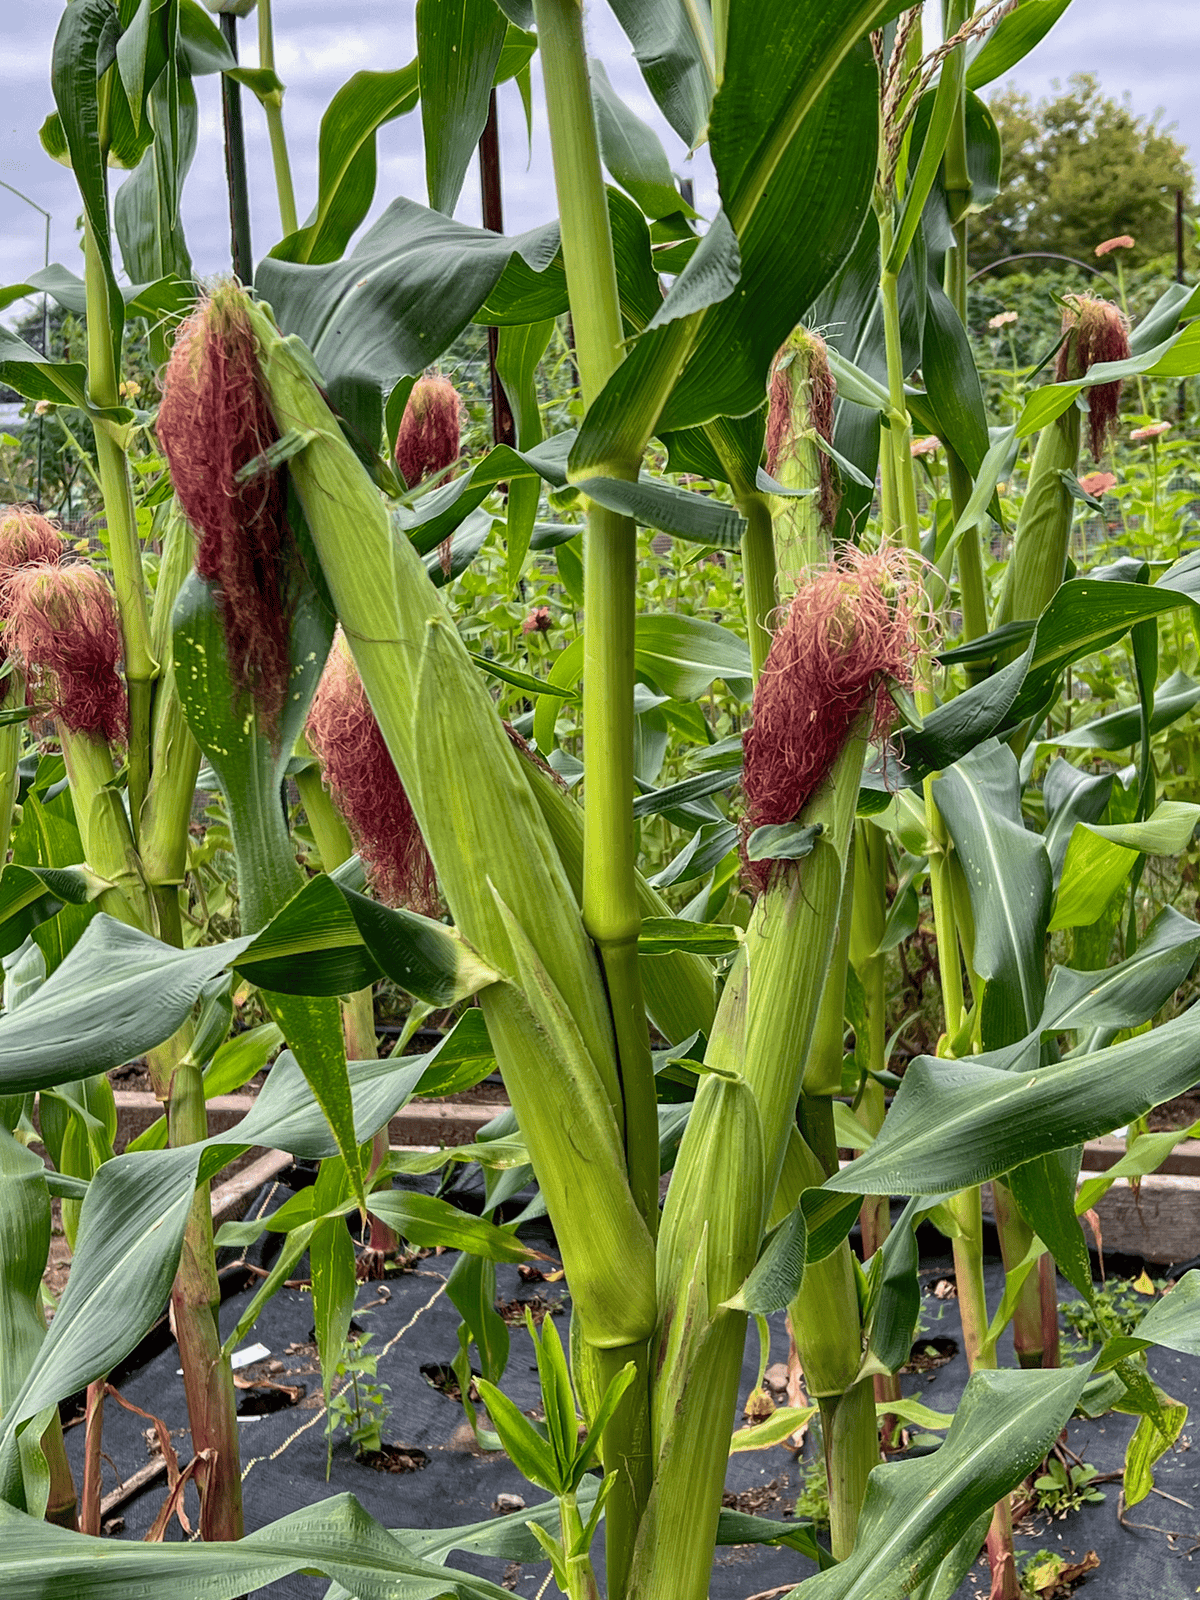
[2,1,1198,297]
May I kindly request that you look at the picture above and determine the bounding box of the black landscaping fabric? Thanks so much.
[60,1172,1200,1599]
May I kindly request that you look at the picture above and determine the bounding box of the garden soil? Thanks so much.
[60,1172,1200,1600]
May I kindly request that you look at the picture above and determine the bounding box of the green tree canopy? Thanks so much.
[971,73,1194,270]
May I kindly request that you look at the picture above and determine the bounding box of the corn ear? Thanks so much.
[802,838,855,1097]
[250,299,655,1349]
[139,505,202,935]
[629,1063,765,1600]
[742,729,865,1202]
[487,886,657,1347]
[994,405,1081,632]
[59,729,154,933]
[0,670,24,859]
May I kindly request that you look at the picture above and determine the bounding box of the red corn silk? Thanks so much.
[1055,296,1131,462]
[156,287,295,731]
[394,377,462,492]
[306,634,438,915]
[0,508,63,619]
[741,546,924,891]
[5,563,127,744]
[765,329,841,530]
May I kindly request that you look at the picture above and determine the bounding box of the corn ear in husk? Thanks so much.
[248,297,656,1350]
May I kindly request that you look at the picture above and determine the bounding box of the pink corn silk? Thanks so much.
[765,331,841,529]
[395,377,461,491]
[395,377,462,577]
[0,508,63,599]
[306,636,438,915]
[5,563,127,743]
[156,289,295,729]
[1055,296,1131,462]
[741,547,924,891]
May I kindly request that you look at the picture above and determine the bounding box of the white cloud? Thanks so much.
[0,2,1194,291]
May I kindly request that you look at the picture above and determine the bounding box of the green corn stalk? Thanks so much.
[533,0,660,1274]
[80,221,156,834]
[0,1125,77,1527]
[940,0,989,661]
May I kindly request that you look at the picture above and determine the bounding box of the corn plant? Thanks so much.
[4,3,1200,1599]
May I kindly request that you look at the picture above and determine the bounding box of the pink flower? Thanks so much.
[988,311,1018,330]
[1130,421,1171,442]
[1095,235,1135,257]
[910,436,940,459]
[1078,471,1117,496]
[521,606,552,635]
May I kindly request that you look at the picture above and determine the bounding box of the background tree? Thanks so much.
[972,73,1194,270]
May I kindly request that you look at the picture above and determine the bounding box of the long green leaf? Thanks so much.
[256,199,560,445]
[417,0,509,216]
[601,0,714,147]
[932,741,1051,1047]
[591,60,689,219]
[798,1365,1094,1599]
[0,1493,511,1600]
[966,0,1073,88]
[1042,905,1200,1035]
[270,66,419,265]
[826,1002,1200,1198]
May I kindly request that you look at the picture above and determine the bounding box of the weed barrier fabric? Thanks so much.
[56,1180,1200,1599]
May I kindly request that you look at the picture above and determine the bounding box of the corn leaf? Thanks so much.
[798,1365,1094,1599]
[933,741,1052,1048]
[0,1493,512,1599]
[826,1000,1200,1198]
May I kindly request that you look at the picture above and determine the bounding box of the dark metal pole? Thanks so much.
[1176,188,1187,421]
[219,14,254,283]
[478,90,515,447]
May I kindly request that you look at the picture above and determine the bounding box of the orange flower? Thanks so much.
[1095,235,1135,257]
